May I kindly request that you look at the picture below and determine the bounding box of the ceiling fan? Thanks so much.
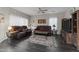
[37,8,56,14]
[38,8,48,14]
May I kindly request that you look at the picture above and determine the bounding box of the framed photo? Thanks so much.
[38,19,46,24]
[0,14,4,23]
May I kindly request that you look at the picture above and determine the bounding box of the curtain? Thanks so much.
[9,14,28,26]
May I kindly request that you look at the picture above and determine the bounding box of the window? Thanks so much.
[9,15,28,26]
[49,17,58,30]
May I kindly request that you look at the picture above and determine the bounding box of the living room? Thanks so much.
[0,7,79,52]
[0,7,64,42]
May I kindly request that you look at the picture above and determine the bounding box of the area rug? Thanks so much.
[27,35,54,47]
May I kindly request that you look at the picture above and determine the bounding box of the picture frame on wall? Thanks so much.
[0,14,4,23]
[38,19,46,24]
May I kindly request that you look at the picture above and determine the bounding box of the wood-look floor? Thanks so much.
[0,35,78,52]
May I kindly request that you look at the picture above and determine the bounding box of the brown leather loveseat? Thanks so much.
[34,25,52,36]
[6,26,32,39]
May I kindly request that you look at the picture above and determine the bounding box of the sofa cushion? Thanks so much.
[35,30,48,34]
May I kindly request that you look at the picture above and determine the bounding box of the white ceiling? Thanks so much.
[12,7,73,16]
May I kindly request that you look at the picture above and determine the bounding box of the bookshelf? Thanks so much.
[61,10,79,49]
[61,18,72,44]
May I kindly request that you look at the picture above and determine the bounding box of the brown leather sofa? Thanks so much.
[6,26,32,39]
[34,25,52,36]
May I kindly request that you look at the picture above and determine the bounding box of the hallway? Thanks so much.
[0,35,78,52]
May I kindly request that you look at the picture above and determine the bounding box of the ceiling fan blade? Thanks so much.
[38,8,54,14]
[45,11,56,14]
[39,8,41,11]
[41,11,45,13]
[42,9,47,11]
[39,8,47,11]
